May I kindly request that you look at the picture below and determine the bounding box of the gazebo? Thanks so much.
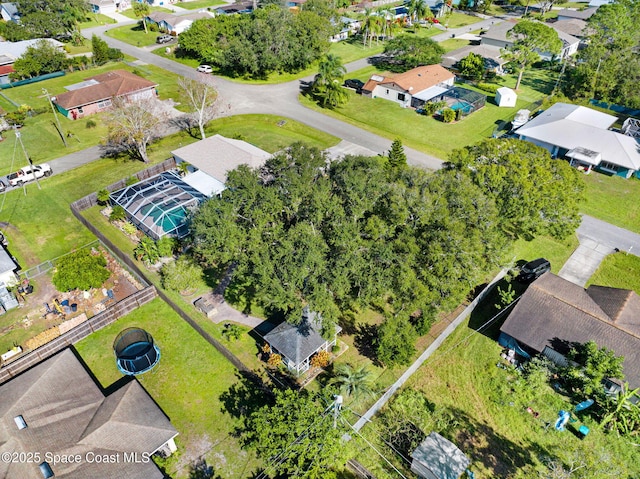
[411,432,471,479]
[262,308,341,375]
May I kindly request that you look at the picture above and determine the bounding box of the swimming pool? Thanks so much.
[140,202,188,235]
[450,101,474,114]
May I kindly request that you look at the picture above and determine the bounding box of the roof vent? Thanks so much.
[13,415,27,430]
[39,462,54,478]
[418,73,422,76]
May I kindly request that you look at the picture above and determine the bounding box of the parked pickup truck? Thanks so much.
[8,164,52,187]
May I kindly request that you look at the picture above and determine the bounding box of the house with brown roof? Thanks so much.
[0,349,178,479]
[362,64,455,108]
[500,273,640,389]
[52,70,157,120]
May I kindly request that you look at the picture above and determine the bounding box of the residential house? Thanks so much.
[0,348,178,479]
[145,11,214,35]
[52,70,157,120]
[0,245,18,287]
[330,17,361,42]
[172,134,271,197]
[516,102,640,178]
[0,2,19,22]
[215,0,253,14]
[588,0,612,7]
[0,65,15,86]
[411,433,470,479]
[261,307,341,375]
[481,20,580,59]
[442,43,505,75]
[499,273,640,390]
[362,64,455,108]
[88,0,123,14]
[0,39,65,85]
[556,7,597,21]
[425,0,449,18]
[550,19,590,40]
[286,0,307,8]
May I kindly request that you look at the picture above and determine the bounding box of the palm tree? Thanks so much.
[133,1,151,34]
[313,54,348,108]
[329,363,375,401]
[362,8,381,47]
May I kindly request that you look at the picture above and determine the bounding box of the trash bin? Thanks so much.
[71,303,78,312]
[61,299,69,307]
[578,425,589,439]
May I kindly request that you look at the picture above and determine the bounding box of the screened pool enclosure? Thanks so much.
[110,171,207,240]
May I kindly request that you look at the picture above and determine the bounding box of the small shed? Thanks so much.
[495,87,517,107]
[0,245,18,287]
[411,432,470,479]
[262,308,341,375]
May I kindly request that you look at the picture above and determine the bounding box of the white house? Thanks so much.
[146,11,214,35]
[0,246,18,287]
[517,102,640,178]
[0,2,19,22]
[495,87,517,107]
[362,64,455,108]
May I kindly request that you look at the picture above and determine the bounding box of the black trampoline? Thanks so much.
[113,328,160,375]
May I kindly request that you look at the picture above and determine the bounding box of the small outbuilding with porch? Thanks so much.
[261,308,341,375]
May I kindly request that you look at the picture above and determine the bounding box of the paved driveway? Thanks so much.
[558,215,640,286]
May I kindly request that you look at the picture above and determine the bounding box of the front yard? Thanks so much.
[105,23,162,47]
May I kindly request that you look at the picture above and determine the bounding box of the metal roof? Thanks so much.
[0,246,17,275]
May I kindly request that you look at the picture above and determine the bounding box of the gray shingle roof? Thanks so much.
[0,246,17,275]
[500,273,640,388]
[263,310,339,367]
[411,432,470,479]
[0,349,177,479]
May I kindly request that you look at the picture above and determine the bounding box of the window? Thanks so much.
[600,161,618,171]
[77,107,84,114]
[397,93,405,101]
[386,89,389,95]
[97,99,112,109]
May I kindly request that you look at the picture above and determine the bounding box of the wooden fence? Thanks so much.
[0,286,157,384]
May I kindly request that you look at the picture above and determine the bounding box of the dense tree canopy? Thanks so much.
[191,143,507,334]
[52,249,110,292]
[0,0,89,40]
[379,36,445,72]
[243,389,346,478]
[445,138,584,239]
[178,5,333,78]
[10,39,68,80]
[563,0,640,107]
[457,52,485,81]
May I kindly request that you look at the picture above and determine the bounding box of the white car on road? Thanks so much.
[197,65,213,74]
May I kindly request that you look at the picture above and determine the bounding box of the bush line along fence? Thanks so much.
[69,158,252,375]
[0,286,157,384]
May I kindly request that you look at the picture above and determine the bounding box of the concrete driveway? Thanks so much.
[558,215,640,286]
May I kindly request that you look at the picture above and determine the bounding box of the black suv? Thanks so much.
[156,34,173,44]
[343,79,364,92]
[518,258,551,283]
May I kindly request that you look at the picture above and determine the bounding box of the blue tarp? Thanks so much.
[498,332,531,359]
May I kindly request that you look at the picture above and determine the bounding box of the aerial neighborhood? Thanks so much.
[0,0,639,477]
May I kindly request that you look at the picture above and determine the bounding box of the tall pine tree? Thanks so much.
[387,138,407,169]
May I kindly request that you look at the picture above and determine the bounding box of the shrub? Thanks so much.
[156,236,176,257]
[477,82,500,93]
[121,222,138,236]
[223,323,243,341]
[125,176,138,186]
[52,249,111,291]
[455,108,463,121]
[160,256,201,293]
[134,236,159,264]
[96,189,110,205]
[109,205,126,222]
[267,353,282,367]
[86,119,97,129]
[5,110,26,126]
[442,108,456,123]
[310,350,331,368]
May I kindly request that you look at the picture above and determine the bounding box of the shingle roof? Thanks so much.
[481,20,579,49]
[0,39,63,64]
[411,432,470,479]
[263,310,339,367]
[551,19,590,37]
[0,246,17,275]
[517,102,640,170]
[557,7,597,19]
[53,70,157,110]
[0,349,177,479]
[500,273,640,388]
[172,134,271,184]
[363,65,454,95]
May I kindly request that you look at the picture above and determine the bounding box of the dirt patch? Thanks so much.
[173,434,214,475]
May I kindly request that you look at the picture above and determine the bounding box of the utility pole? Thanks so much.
[333,395,343,429]
[42,88,67,147]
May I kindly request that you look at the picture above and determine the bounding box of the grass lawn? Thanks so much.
[120,6,174,19]
[74,298,261,478]
[580,173,640,234]
[64,41,93,55]
[105,23,160,47]
[438,37,472,53]
[586,252,640,293]
[78,13,117,29]
[509,233,579,274]
[441,11,483,29]
[175,0,225,9]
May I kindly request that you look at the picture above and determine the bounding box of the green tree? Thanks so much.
[441,107,455,122]
[361,7,382,47]
[134,236,160,265]
[312,54,348,108]
[243,389,347,478]
[457,52,485,80]
[375,315,417,367]
[407,0,429,24]
[380,36,445,72]
[161,256,202,293]
[502,20,562,90]
[133,2,151,34]
[600,383,640,436]
[97,189,110,205]
[445,138,584,239]
[91,34,110,65]
[52,249,111,291]
[329,363,375,401]
[11,39,68,80]
[0,0,88,40]
[387,138,407,169]
[565,340,625,397]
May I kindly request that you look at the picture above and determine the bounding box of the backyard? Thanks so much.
[74,298,261,479]
[175,0,225,9]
